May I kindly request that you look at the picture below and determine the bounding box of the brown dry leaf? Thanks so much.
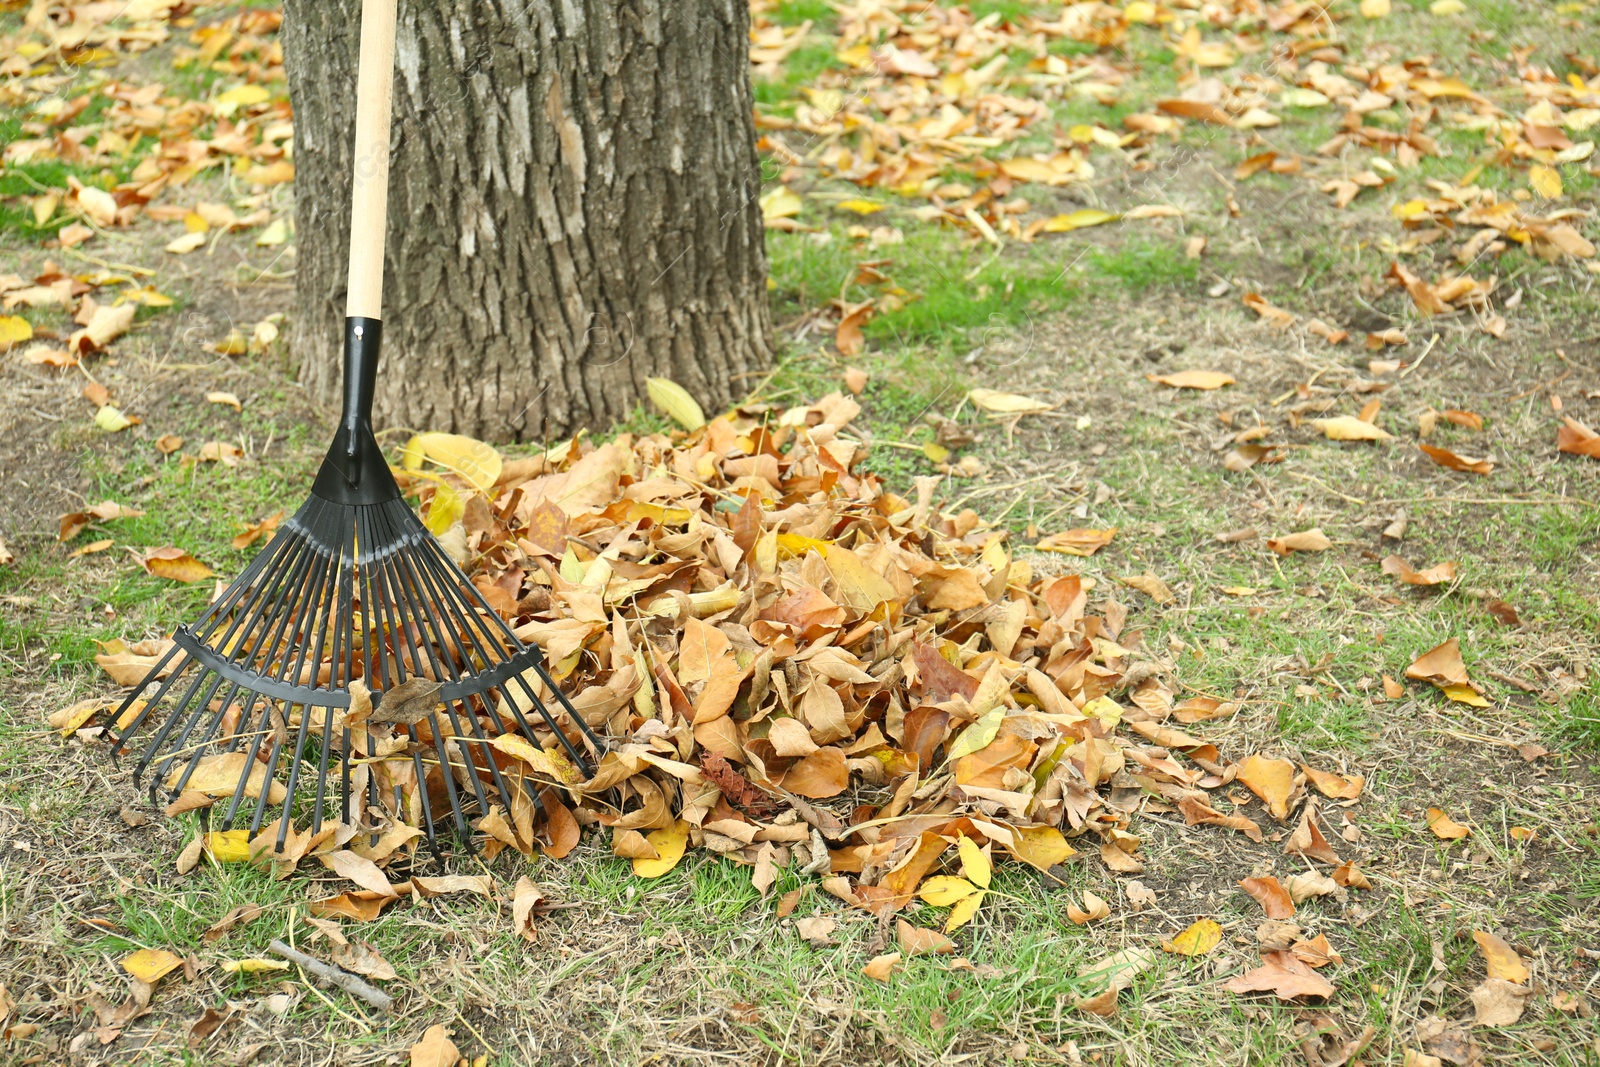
[232,511,284,551]
[1472,931,1529,983]
[1405,639,1469,687]
[1425,808,1471,840]
[331,941,397,981]
[861,952,902,982]
[1301,766,1364,800]
[1242,292,1295,328]
[409,1025,461,1067]
[1066,891,1111,925]
[319,851,400,898]
[784,747,849,799]
[1382,556,1457,587]
[1267,529,1332,555]
[968,388,1054,415]
[206,391,243,413]
[1332,862,1372,889]
[1119,572,1174,604]
[1471,979,1530,1026]
[1148,370,1235,390]
[843,366,868,395]
[139,547,216,583]
[1035,528,1116,555]
[1074,987,1119,1016]
[1224,951,1336,1000]
[896,919,955,957]
[1240,876,1296,920]
[1311,415,1393,442]
[1291,934,1343,968]
[1285,871,1337,903]
[796,916,836,947]
[1419,443,1493,476]
[1235,754,1295,819]
[1556,418,1600,458]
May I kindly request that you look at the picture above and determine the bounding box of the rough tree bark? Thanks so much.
[281,0,772,442]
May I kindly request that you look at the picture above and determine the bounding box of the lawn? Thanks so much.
[2,1,1599,1065]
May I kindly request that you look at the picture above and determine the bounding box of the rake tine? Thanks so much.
[108,651,194,756]
[370,505,514,828]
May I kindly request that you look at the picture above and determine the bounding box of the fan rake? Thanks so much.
[96,0,604,859]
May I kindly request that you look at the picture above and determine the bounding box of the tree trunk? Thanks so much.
[281,0,772,442]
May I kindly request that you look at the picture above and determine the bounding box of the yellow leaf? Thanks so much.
[836,199,885,215]
[1007,825,1076,870]
[645,377,707,431]
[254,218,288,246]
[1148,370,1235,390]
[0,315,35,348]
[206,829,251,862]
[221,958,290,974]
[407,431,502,491]
[1430,0,1465,11]
[1043,209,1121,232]
[122,948,184,983]
[957,835,992,889]
[489,732,582,784]
[166,231,207,254]
[184,210,210,233]
[424,480,464,536]
[632,819,690,878]
[968,388,1053,414]
[946,706,1004,761]
[1473,931,1530,983]
[922,441,950,463]
[918,875,981,907]
[945,889,986,932]
[215,84,270,109]
[760,186,802,222]
[775,532,832,559]
[206,390,242,412]
[1311,415,1393,441]
[1441,682,1490,706]
[1359,0,1390,16]
[1529,165,1562,200]
[1162,918,1223,956]
[95,405,133,433]
[1235,753,1294,820]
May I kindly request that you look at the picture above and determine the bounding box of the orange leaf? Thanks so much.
[1240,876,1296,919]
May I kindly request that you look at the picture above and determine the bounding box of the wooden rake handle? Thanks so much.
[345,0,398,321]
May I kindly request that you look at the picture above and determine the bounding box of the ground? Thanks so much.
[2,0,1600,1065]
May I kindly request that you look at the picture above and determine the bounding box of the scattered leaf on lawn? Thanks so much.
[1224,951,1336,1000]
[402,432,503,491]
[1419,443,1493,475]
[122,948,185,984]
[1036,527,1116,555]
[221,958,290,974]
[1235,754,1295,819]
[1425,808,1471,840]
[1472,931,1529,983]
[1066,891,1111,925]
[1148,370,1235,390]
[896,919,955,956]
[1471,978,1530,1026]
[1163,919,1222,956]
[206,391,243,412]
[862,952,902,982]
[968,388,1054,415]
[1043,208,1121,232]
[1556,418,1600,458]
[1301,765,1364,800]
[1312,415,1393,441]
[1382,556,1457,587]
[1267,529,1331,555]
[409,1025,461,1067]
[1405,639,1469,687]
[1241,876,1296,919]
[139,547,215,583]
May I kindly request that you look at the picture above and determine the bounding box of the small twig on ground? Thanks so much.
[268,939,393,1011]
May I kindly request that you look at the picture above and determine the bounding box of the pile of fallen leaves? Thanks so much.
[63,385,1395,956]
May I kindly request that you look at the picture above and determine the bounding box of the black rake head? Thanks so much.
[99,392,605,861]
